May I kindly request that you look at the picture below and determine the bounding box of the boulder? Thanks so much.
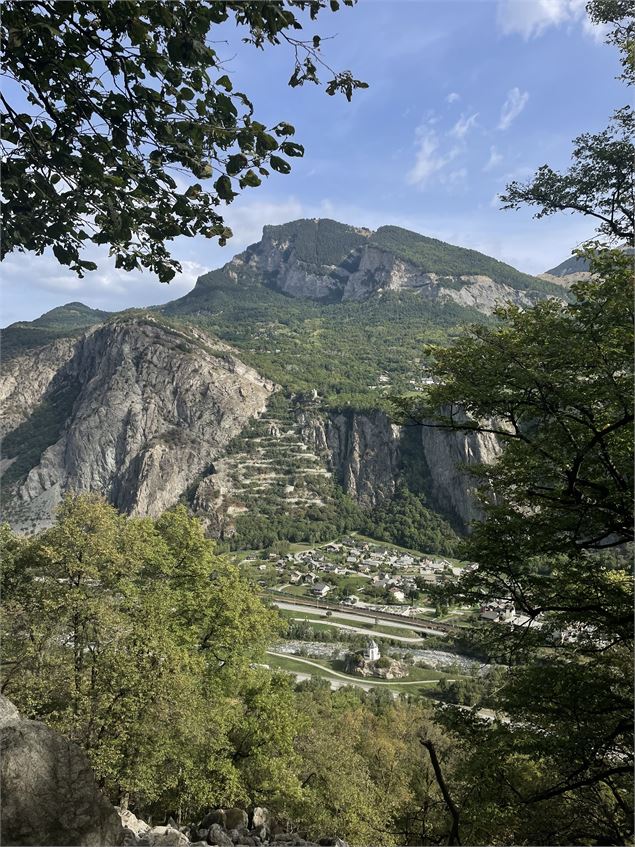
[227,829,241,843]
[0,694,20,727]
[223,809,248,833]
[207,823,233,846]
[250,808,270,831]
[117,808,151,840]
[0,709,124,846]
[146,824,189,847]
[201,810,226,830]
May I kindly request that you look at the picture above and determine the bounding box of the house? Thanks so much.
[325,543,342,552]
[302,572,318,584]
[480,602,515,622]
[395,554,415,568]
[363,639,381,661]
[311,582,331,598]
[289,571,304,585]
[389,587,406,603]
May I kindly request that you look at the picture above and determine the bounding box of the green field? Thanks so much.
[277,608,426,640]
[266,651,460,693]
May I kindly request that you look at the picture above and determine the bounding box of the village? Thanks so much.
[235,534,543,630]
[236,535,474,620]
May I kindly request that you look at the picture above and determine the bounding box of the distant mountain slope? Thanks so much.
[2,302,110,362]
[1,218,564,542]
[368,225,545,291]
[182,218,564,308]
[544,255,590,277]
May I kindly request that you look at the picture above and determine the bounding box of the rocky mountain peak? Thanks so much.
[185,217,564,313]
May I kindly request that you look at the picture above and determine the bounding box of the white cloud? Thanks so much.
[496,0,606,40]
[450,112,479,140]
[446,92,460,104]
[498,87,529,130]
[224,197,304,250]
[1,196,307,323]
[483,146,504,172]
[447,168,468,189]
[406,123,461,187]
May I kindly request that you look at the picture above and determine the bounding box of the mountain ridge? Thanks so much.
[0,218,560,542]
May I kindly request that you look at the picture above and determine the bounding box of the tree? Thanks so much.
[499,1,634,243]
[392,5,635,835]
[587,0,635,84]
[500,107,634,242]
[0,494,300,821]
[0,1,366,281]
[396,248,634,843]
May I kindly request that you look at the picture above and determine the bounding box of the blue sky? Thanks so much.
[1,0,625,324]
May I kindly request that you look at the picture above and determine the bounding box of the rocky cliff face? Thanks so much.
[0,336,77,438]
[295,408,401,509]
[211,218,552,315]
[2,318,274,532]
[419,423,501,530]
[294,405,496,531]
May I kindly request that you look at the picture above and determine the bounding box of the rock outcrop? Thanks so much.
[203,218,557,315]
[2,317,274,532]
[419,422,502,530]
[119,806,347,847]
[295,406,498,531]
[324,410,401,509]
[0,336,78,438]
[0,695,124,846]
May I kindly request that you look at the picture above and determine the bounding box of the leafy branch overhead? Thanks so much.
[499,106,635,242]
[0,1,367,281]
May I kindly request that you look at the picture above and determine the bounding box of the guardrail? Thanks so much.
[261,590,460,635]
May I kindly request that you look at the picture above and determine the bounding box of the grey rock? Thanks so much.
[236,838,256,847]
[0,693,20,727]
[223,809,248,833]
[200,811,226,830]
[250,808,270,831]
[147,825,189,847]
[0,712,124,846]
[228,829,242,843]
[207,823,234,847]
[3,319,274,533]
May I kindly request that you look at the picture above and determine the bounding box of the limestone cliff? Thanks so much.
[418,423,501,530]
[2,317,274,532]
[294,405,496,531]
[191,218,561,315]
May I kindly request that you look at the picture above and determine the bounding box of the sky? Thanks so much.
[1,0,626,325]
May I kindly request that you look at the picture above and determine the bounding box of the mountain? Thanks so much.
[544,254,590,277]
[176,218,562,310]
[2,301,111,362]
[2,219,556,542]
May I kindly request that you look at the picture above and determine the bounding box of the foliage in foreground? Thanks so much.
[0,1,366,281]
[0,496,480,845]
[396,248,634,845]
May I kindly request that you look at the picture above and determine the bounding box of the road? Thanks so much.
[272,600,450,637]
[266,651,449,686]
[267,653,507,721]
[289,616,425,644]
